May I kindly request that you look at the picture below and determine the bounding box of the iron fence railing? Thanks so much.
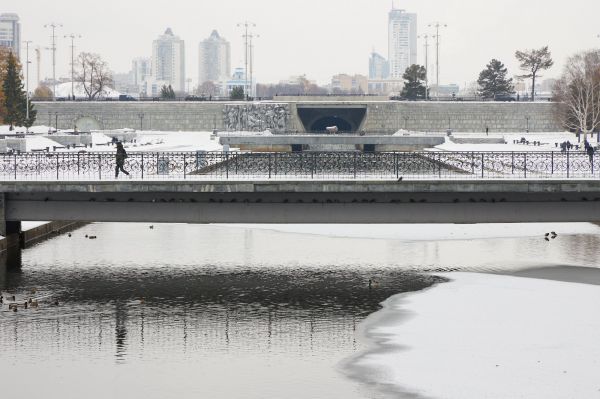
[0,151,597,181]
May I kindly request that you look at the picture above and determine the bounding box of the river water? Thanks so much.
[1,223,599,399]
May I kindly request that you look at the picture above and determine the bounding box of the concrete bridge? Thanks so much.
[1,180,600,234]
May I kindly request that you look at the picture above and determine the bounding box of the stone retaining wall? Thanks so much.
[32,101,563,134]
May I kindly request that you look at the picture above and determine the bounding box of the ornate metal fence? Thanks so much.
[0,151,597,181]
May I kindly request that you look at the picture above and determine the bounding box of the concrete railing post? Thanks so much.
[268,153,272,179]
[481,153,484,178]
[511,152,515,174]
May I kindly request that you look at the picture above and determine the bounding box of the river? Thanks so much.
[1,222,599,398]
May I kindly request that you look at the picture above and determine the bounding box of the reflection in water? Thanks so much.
[0,223,599,399]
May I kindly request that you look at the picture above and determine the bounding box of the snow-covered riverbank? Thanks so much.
[345,270,600,399]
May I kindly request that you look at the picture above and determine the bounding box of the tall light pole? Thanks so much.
[237,21,256,100]
[418,34,430,100]
[64,33,81,100]
[249,33,259,98]
[24,41,33,129]
[44,23,63,100]
[428,22,447,98]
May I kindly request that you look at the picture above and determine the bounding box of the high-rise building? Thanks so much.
[331,74,368,94]
[198,30,231,86]
[152,28,185,92]
[131,57,152,88]
[369,52,389,80]
[388,9,417,79]
[0,13,21,59]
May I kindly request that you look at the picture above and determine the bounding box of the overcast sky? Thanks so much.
[9,0,600,87]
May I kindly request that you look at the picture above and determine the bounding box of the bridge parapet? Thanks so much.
[0,151,597,182]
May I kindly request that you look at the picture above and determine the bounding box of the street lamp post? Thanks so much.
[237,21,256,101]
[418,34,430,100]
[249,33,260,99]
[24,40,33,131]
[428,22,447,98]
[44,23,63,100]
[64,34,82,100]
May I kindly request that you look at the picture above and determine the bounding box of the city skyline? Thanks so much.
[5,0,600,88]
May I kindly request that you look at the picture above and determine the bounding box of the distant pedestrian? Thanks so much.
[587,145,595,164]
[115,142,130,178]
[485,126,489,136]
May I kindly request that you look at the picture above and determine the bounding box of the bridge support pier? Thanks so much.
[0,193,23,269]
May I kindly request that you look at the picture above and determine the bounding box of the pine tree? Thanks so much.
[160,84,176,100]
[401,65,427,100]
[2,52,35,130]
[516,46,554,101]
[230,86,245,100]
[477,59,514,99]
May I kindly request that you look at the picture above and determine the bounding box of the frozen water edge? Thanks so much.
[221,223,600,242]
[345,272,600,399]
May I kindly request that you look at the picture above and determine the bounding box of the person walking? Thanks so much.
[587,145,595,165]
[115,142,130,178]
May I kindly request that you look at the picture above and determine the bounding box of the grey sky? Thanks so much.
[9,0,600,87]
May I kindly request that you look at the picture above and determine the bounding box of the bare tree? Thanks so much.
[75,52,113,100]
[515,46,554,101]
[196,81,218,97]
[553,50,600,141]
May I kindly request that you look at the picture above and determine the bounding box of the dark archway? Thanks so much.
[311,116,353,132]
[297,106,367,133]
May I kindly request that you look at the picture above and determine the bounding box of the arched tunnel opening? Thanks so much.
[297,106,367,133]
[311,116,353,132]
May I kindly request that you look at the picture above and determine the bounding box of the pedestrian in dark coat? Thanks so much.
[587,145,595,164]
[115,142,130,178]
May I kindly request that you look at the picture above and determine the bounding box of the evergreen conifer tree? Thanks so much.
[477,59,514,99]
[401,65,427,100]
[230,86,245,100]
[2,52,35,129]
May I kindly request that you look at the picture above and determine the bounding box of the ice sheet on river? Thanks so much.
[345,272,600,399]
[224,223,600,241]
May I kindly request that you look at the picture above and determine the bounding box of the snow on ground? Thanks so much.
[434,132,597,153]
[347,272,600,399]
[21,221,49,230]
[121,131,223,152]
[0,125,54,134]
[221,223,600,241]
[25,136,64,152]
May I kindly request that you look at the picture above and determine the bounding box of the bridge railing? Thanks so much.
[0,151,597,181]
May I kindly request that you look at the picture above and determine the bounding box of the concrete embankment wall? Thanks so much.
[0,221,87,252]
[32,101,562,134]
